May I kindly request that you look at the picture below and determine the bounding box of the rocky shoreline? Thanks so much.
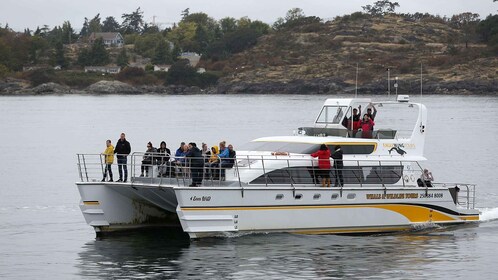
[1,78,497,95]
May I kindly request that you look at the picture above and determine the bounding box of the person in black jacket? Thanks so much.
[114,133,131,182]
[185,142,203,187]
[331,145,344,187]
[157,141,172,177]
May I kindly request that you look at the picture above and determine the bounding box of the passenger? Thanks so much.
[420,169,434,187]
[360,114,375,138]
[201,142,211,163]
[366,104,377,121]
[331,145,344,187]
[101,140,114,182]
[342,105,362,136]
[185,142,203,187]
[114,132,131,183]
[213,142,230,180]
[221,144,236,169]
[173,142,187,166]
[157,141,171,177]
[311,144,331,187]
[205,145,219,178]
[140,142,156,177]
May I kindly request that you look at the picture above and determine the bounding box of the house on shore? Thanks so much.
[179,52,201,67]
[154,65,171,72]
[84,66,121,74]
[88,32,124,47]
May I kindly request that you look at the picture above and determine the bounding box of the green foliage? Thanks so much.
[23,68,56,86]
[152,39,173,64]
[77,37,109,66]
[53,41,67,68]
[116,66,159,85]
[450,13,480,48]
[88,14,102,33]
[362,0,400,16]
[165,59,218,87]
[102,16,121,32]
[0,63,9,78]
[477,14,498,47]
[121,7,144,34]
[116,48,129,67]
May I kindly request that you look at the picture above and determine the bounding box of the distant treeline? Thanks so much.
[0,0,497,87]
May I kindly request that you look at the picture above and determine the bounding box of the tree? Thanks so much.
[450,13,480,48]
[273,8,306,30]
[102,16,121,32]
[88,14,102,34]
[220,17,237,34]
[61,21,76,44]
[121,7,144,34]
[53,41,67,67]
[152,39,172,64]
[166,59,197,85]
[477,14,498,48]
[77,37,109,66]
[362,1,400,16]
[116,48,129,67]
[181,8,190,19]
[80,18,89,36]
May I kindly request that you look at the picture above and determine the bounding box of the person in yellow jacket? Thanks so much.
[204,145,219,178]
[102,140,114,182]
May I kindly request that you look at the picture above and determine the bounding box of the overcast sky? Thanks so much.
[1,0,497,31]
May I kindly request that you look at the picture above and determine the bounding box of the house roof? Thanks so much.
[89,32,122,41]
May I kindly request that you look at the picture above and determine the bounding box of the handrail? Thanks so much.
[75,153,476,209]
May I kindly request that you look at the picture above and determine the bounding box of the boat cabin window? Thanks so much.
[316,106,348,125]
[249,165,403,185]
[242,141,376,155]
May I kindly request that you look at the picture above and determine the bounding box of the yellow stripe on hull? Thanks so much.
[180,204,475,223]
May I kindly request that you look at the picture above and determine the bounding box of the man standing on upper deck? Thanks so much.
[114,133,131,182]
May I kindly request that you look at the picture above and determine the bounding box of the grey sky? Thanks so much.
[1,0,497,31]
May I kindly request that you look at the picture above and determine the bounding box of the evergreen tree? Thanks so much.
[152,40,172,64]
[89,37,109,65]
[116,48,129,67]
[102,16,121,32]
[54,41,67,67]
[80,18,89,36]
[88,14,102,34]
[121,7,144,34]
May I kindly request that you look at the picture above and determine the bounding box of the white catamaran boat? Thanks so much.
[76,97,480,238]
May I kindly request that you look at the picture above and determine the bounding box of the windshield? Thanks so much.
[316,106,347,124]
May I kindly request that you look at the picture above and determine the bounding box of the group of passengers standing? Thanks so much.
[342,104,377,138]
[311,144,344,188]
[101,133,236,187]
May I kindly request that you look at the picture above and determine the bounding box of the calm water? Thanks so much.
[1,94,498,279]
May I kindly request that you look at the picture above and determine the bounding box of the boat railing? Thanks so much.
[77,153,425,188]
[76,154,476,206]
[296,127,413,140]
[76,153,239,187]
[432,183,476,209]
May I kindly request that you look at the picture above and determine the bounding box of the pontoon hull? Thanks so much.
[174,187,479,238]
[76,182,180,233]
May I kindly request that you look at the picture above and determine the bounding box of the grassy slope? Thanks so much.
[216,15,497,88]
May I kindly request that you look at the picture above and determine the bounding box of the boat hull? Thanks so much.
[76,182,180,233]
[174,187,480,238]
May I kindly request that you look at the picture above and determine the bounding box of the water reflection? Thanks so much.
[77,225,484,280]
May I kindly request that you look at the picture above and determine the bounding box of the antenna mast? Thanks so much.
[355,63,358,98]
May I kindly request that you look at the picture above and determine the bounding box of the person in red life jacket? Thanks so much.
[342,105,362,137]
[366,104,377,121]
[311,144,331,187]
[360,114,375,138]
